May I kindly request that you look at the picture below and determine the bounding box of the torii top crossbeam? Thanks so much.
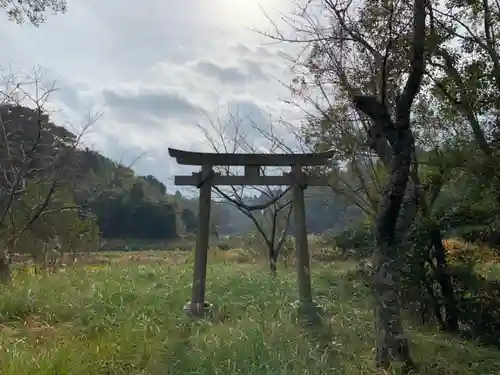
[168,148,334,166]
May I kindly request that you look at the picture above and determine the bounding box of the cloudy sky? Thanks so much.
[0,0,306,192]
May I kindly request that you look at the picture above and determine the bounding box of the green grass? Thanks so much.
[476,261,500,281]
[0,259,499,374]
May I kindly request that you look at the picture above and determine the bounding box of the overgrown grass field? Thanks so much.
[0,252,499,374]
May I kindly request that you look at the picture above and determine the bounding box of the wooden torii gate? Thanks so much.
[168,148,333,322]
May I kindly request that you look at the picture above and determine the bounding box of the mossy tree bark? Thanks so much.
[351,1,426,370]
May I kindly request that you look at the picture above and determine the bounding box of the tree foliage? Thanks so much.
[262,0,500,369]
[1,0,67,26]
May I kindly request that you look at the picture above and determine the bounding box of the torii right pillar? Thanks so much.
[291,165,322,326]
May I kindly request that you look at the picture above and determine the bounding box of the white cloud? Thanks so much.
[0,0,305,189]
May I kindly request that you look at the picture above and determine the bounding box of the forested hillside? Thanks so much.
[0,104,356,246]
[175,186,360,237]
[73,150,180,240]
[0,105,191,245]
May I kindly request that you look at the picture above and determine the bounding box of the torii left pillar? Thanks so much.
[183,164,213,317]
[291,165,321,326]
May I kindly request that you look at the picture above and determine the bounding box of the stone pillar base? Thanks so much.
[183,301,213,318]
[292,299,323,326]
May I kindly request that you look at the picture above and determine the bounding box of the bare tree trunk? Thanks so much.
[350,96,418,369]
[404,181,459,332]
[371,128,417,371]
[33,243,46,274]
[372,251,410,367]
[422,273,446,329]
[407,162,459,333]
[429,227,459,332]
[268,231,279,277]
[269,253,278,277]
[0,251,11,284]
[352,0,425,367]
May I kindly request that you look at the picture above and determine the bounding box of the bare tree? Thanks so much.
[1,0,67,26]
[197,109,294,275]
[0,67,100,281]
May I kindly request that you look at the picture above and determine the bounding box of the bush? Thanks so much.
[332,223,374,259]
[394,224,448,328]
[311,246,343,262]
[449,264,500,347]
[444,238,500,265]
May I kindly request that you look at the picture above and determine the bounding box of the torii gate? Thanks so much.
[168,148,333,323]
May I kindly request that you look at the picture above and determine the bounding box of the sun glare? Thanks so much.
[203,0,290,31]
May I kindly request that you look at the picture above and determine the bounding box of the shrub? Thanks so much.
[449,264,500,347]
[311,246,343,262]
[332,223,374,259]
[217,243,231,251]
[444,238,500,265]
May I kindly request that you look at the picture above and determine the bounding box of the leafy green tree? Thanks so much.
[88,191,177,240]
[268,0,500,358]
[129,182,145,202]
[271,0,427,369]
[181,208,197,233]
